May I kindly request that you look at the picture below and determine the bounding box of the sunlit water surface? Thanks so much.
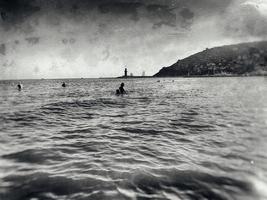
[0,77,266,200]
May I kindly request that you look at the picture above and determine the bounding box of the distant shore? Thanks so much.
[98,73,266,80]
[1,74,266,82]
[116,76,153,79]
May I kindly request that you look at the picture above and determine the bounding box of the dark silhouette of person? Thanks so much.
[116,82,126,95]
[62,82,66,87]
[17,83,22,91]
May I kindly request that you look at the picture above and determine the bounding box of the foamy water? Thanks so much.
[0,77,266,200]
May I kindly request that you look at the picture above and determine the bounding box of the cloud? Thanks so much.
[219,2,267,38]
[179,7,194,20]
[243,0,267,15]
[0,0,40,27]
[26,36,39,44]
[0,43,6,55]
[98,1,141,21]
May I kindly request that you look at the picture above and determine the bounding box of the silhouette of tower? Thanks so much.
[124,68,128,77]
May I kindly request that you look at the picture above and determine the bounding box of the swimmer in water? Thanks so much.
[17,82,22,91]
[62,82,66,87]
[116,82,126,95]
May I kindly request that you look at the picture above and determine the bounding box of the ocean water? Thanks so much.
[0,77,266,200]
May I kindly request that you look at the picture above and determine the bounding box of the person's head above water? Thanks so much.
[17,82,22,90]
[120,82,124,87]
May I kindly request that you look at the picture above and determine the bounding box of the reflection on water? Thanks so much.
[0,77,266,200]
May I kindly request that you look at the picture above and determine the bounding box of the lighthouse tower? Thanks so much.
[124,68,128,77]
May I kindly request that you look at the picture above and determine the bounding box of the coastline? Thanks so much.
[99,74,267,79]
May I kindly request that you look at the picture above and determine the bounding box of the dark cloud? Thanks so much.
[178,7,194,28]
[0,0,241,35]
[146,4,177,28]
[180,0,233,14]
[1,11,7,20]
[0,43,6,55]
[0,0,221,33]
[25,36,39,44]
[0,0,40,21]
[0,0,180,27]
[180,8,194,20]
[62,38,76,45]
[98,2,141,15]
[98,2,142,21]
[0,0,234,18]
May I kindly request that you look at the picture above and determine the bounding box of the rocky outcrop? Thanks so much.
[154,41,267,77]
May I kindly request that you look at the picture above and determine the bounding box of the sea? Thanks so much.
[0,77,266,200]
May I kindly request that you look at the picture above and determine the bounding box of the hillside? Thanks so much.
[154,41,267,77]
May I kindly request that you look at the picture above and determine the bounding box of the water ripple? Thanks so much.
[0,77,266,200]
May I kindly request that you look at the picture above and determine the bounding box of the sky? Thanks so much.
[0,0,267,79]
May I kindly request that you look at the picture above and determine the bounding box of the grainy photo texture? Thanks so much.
[0,0,267,200]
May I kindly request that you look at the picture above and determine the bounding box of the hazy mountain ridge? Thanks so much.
[154,41,267,77]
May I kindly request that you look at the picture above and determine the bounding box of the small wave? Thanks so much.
[117,127,161,135]
[123,169,254,200]
[1,172,113,200]
[59,127,93,135]
[2,148,64,164]
[41,98,128,110]
[221,153,252,163]
[170,120,216,132]
[0,111,45,127]
[181,110,199,116]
